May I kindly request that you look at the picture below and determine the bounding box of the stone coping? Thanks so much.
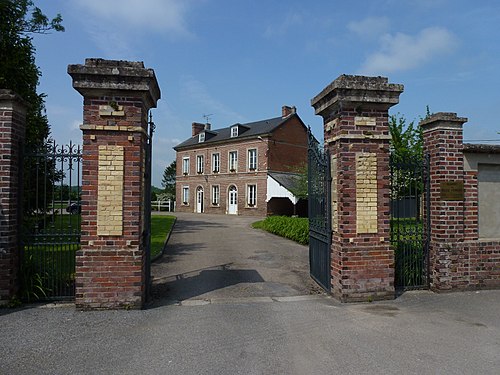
[463,143,500,154]
[311,75,403,116]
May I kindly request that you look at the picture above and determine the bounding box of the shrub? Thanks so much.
[252,216,309,245]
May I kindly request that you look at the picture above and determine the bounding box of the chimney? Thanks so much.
[204,123,211,131]
[192,122,205,137]
[282,105,297,118]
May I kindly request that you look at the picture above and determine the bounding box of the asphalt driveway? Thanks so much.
[1,212,498,374]
[151,212,323,304]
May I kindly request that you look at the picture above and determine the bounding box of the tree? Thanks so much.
[388,113,423,163]
[287,162,308,200]
[0,1,64,216]
[161,160,176,199]
[0,0,64,151]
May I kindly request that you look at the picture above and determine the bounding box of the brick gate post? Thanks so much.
[0,90,27,303]
[420,113,468,291]
[311,75,403,302]
[68,59,160,309]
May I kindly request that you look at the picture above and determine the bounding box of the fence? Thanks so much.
[151,200,176,212]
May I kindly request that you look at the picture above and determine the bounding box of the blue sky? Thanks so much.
[33,0,500,186]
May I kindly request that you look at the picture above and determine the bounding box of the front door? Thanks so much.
[196,187,204,213]
[228,186,237,215]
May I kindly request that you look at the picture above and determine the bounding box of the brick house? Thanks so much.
[174,106,308,216]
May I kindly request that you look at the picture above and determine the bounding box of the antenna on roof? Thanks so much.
[203,114,213,125]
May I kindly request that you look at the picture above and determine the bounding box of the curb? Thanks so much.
[151,216,177,263]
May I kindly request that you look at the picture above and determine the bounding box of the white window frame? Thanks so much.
[229,151,238,172]
[248,148,257,171]
[196,155,204,174]
[247,184,257,207]
[212,153,220,173]
[182,186,189,205]
[182,157,190,175]
[198,132,205,143]
[230,126,238,138]
[211,185,220,206]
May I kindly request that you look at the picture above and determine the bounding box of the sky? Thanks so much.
[32,0,500,187]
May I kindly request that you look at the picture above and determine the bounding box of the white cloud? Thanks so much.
[348,16,390,39]
[75,0,192,36]
[359,27,458,75]
[180,75,246,124]
[73,0,194,57]
[264,11,303,38]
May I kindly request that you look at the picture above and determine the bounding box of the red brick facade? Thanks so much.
[175,112,308,216]
[0,91,26,303]
[69,59,160,309]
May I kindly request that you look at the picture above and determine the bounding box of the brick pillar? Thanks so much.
[420,112,468,291]
[0,90,27,303]
[311,75,403,302]
[68,59,160,309]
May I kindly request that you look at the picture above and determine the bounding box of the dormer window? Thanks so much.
[198,132,205,142]
[230,126,238,138]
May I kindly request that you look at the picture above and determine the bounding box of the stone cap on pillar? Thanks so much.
[0,89,27,113]
[419,112,468,132]
[311,75,403,117]
[67,58,161,109]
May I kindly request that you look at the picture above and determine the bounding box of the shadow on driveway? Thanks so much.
[151,263,265,306]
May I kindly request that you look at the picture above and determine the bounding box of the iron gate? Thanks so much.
[143,113,155,301]
[390,153,430,290]
[21,140,81,300]
[307,129,331,291]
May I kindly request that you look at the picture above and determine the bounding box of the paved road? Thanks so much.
[151,212,323,305]
[1,290,499,374]
[1,213,499,374]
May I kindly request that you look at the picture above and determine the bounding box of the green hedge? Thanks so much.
[252,216,309,245]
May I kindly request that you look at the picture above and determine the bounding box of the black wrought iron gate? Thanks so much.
[143,113,155,301]
[390,153,430,290]
[307,129,331,291]
[20,140,81,300]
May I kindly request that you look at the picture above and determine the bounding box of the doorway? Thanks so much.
[228,185,237,215]
[196,187,204,213]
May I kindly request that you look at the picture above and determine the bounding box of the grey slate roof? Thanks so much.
[174,115,292,150]
[268,171,302,193]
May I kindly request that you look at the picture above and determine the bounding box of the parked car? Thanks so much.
[66,202,81,214]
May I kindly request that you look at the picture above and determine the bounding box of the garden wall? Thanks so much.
[421,114,500,292]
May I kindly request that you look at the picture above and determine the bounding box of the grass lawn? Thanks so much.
[150,214,176,259]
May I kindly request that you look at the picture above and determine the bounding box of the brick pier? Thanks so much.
[0,90,26,303]
[311,75,403,301]
[68,59,160,309]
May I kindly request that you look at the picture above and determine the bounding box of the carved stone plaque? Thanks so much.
[440,181,464,201]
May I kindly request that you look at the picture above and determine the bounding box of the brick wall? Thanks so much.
[421,113,500,291]
[78,128,148,308]
[327,110,394,302]
[0,91,26,303]
[268,115,308,171]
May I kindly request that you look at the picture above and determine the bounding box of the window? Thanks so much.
[196,155,204,174]
[198,132,205,143]
[212,185,220,205]
[212,153,220,173]
[247,184,257,206]
[182,157,189,175]
[231,126,238,138]
[229,151,238,172]
[182,186,189,205]
[248,149,257,170]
